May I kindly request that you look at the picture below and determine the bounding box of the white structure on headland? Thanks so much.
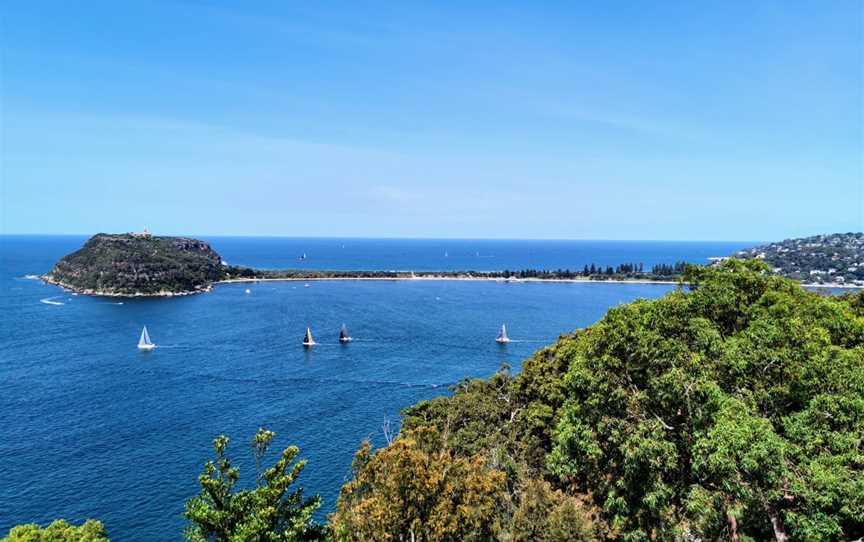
[131,227,151,238]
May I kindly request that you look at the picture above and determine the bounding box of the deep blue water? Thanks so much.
[204,236,750,272]
[0,236,751,540]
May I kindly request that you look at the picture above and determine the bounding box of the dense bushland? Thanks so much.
[45,233,223,295]
[8,260,863,541]
[333,260,864,541]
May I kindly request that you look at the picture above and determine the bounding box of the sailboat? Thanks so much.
[495,324,510,344]
[339,323,353,343]
[138,326,156,350]
[302,327,316,347]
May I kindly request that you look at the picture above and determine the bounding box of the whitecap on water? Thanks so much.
[40,296,64,306]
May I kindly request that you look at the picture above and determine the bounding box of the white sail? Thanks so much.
[138,326,155,349]
[496,324,510,343]
[303,327,316,346]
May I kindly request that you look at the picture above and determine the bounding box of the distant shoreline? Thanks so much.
[217,276,860,289]
[42,275,212,298]
[42,273,687,297]
[214,276,683,286]
[42,273,861,299]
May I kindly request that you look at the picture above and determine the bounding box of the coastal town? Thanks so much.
[734,232,864,286]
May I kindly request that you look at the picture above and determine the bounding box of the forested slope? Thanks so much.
[333,260,864,541]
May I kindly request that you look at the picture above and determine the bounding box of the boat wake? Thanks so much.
[293,375,455,391]
[23,274,41,280]
[187,370,453,391]
[40,296,65,306]
[274,374,451,390]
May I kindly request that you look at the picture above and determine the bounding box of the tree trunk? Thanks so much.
[766,504,788,542]
[727,513,740,542]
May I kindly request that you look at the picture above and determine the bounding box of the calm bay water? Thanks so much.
[0,236,751,540]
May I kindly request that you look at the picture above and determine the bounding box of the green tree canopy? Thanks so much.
[549,260,864,541]
[358,260,863,541]
[330,426,508,542]
[184,428,323,542]
[1,520,109,542]
[10,259,863,541]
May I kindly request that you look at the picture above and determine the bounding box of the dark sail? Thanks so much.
[339,323,352,342]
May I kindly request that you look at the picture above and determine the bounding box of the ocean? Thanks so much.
[0,236,752,540]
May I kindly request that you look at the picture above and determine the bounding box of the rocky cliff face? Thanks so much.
[44,233,224,296]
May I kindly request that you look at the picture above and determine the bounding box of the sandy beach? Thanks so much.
[214,275,684,286]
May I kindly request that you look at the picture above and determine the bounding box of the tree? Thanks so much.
[503,479,602,542]
[330,426,507,542]
[688,394,789,541]
[184,428,323,542]
[2,520,109,542]
[548,259,864,541]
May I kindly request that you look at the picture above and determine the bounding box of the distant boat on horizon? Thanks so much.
[339,323,353,343]
[138,326,156,350]
[495,324,510,344]
[302,327,316,347]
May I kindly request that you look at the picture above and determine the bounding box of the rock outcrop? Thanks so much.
[44,233,224,296]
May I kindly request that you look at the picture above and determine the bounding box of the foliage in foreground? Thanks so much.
[548,260,864,541]
[184,428,323,542]
[10,260,864,541]
[330,426,508,541]
[1,520,108,542]
[352,260,864,541]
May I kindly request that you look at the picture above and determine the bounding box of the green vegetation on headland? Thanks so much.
[12,260,864,541]
[44,232,863,297]
[45,233,692,297]
[1,520,109,542]
[44,233,223,296]
[221,261,688,283]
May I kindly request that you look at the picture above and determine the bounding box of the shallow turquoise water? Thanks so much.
[0,236,746,540]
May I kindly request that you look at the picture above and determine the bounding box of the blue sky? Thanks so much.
[1,1,861,240]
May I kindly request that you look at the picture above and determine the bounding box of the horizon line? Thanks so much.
[0,231,768,244]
